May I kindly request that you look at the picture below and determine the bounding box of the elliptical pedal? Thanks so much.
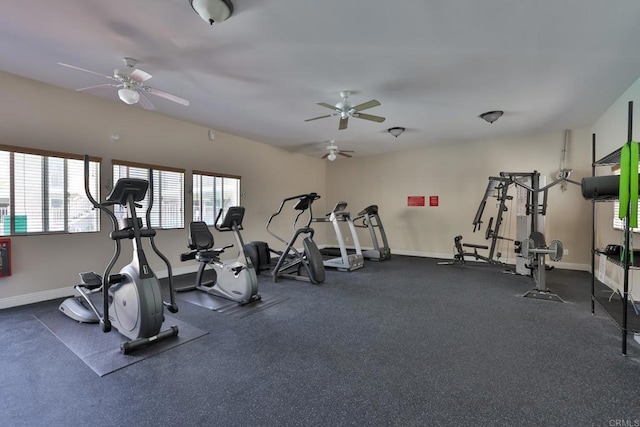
[79,271,102,289]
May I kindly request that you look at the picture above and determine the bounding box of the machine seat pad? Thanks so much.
[463,243,489,250]
[195,250,222,262]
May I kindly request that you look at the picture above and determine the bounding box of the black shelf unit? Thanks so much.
[589,101,638,355]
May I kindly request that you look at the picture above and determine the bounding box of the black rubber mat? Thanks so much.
[177,291,289,318]
[34,310,208,376]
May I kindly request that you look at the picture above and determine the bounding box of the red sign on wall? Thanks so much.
[0,238,11,277]
[407,196,425,207]
[429,196,439,207]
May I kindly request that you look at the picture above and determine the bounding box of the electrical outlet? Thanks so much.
[563,249,569,255]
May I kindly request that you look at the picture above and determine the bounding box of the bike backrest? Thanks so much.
[188,221,214,251]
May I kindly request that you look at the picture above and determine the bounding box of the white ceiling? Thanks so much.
[2,1,640,158]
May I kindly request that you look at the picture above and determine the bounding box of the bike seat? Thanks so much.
[195,250,223,263]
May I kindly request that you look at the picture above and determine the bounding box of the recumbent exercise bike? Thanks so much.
[177,207,260,305]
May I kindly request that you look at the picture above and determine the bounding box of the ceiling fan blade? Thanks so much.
[355,112,386,123]
[137,92,156,110]
[339,150,354,153]
[76,83,116,93]
[338,152,352,158]
[57,62,115,80]
[130,69,152,83]
[321,153,329,159]
[305,114,333,122]
[339,117,349,130]
[144,87,190,106]
[353,99,380,111]
[317,102,337,110]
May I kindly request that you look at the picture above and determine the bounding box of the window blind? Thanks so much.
[0,146,100,235]
[192,171,241,225]
[112,161,184,229]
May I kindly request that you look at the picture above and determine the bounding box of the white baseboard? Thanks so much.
[0,264,201,310]
[0,287,75,310]
[0,250,591,309]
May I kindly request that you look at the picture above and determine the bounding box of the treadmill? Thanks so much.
[353,205,391,261]
[314,202,364,271]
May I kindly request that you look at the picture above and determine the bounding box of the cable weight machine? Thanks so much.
[449,170,579,301]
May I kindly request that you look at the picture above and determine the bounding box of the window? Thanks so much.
[112,160,184,229]
[612,166,640,232]
[192,171,241,225]
[0,145,100,236]
[613,201,640,233]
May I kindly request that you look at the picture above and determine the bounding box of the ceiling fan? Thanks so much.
[322,142,354,161]
[305,91,385,130]
[57,57,190,110]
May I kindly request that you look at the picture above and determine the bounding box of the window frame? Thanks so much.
[192,170,242,226]
[0,144,101,236]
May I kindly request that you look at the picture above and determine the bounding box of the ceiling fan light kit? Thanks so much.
[321,142,354,161]
[479,110,504,124]
[189,0,233,25]
[118,86,140,105]
[388,127,405,137]
[58,58,190,110]
[305,91,386,130]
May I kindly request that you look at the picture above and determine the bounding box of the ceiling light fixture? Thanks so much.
[479,110,504,124]
[189,0,233,25]
[327,152,337,161]
[118,86,140,105]
[388,127,405,138]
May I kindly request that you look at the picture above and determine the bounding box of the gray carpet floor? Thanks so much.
[1,255,639,426]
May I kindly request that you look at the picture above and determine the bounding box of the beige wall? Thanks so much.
[323,129,593,267]
[0,72,326,304]
[0,68,634,307]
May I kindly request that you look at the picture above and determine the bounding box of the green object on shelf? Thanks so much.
[618,142,639,228]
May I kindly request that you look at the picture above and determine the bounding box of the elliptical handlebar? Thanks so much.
[146,169,179,314]
[84,155,119,332]
[266,193,320,244]
[83,155,100,209]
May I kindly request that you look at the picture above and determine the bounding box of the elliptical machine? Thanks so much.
[177,206,260,305]
[59,156,179,354]
[245,193,325,284]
